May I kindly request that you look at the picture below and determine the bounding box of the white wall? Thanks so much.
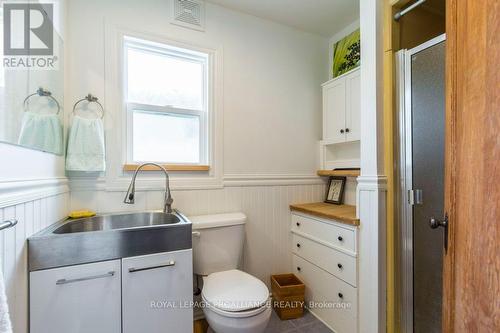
[66,0,328,178]
[0,193,69,333]
[0,3,70,333]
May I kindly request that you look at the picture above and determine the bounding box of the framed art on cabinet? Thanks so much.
[325,176,346,205]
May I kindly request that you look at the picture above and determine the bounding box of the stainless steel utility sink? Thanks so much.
[28,210,192,271]
[53,212,181,234]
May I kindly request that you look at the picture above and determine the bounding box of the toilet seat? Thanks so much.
[202,269,269,315]
[202,294,269,318]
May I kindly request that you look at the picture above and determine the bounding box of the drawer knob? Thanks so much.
[340,129,345,134]
[345,128,350,133]
[296,243,301,248]
[296,222,301,227]
[338,292,344,299]
[338,236,344,242]
[337,263,343,270]
[297,266,301,272]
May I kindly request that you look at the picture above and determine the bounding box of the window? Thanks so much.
[124,36,209,165]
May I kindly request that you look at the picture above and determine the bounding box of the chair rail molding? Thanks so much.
[0,178,69,209]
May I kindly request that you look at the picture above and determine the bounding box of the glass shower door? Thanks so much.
[398,35,446,333]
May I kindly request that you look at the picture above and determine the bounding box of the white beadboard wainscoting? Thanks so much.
[0,191,70,333]
[70,183,327,285]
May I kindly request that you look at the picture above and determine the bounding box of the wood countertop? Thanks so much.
[289,202,359,226]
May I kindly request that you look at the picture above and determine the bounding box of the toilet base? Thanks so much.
[203,305,272,333]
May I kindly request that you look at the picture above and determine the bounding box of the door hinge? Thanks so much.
[408,189,423,205]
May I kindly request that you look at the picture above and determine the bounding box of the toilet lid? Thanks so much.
[202,269,269,312]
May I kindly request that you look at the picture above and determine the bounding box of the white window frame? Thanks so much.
[123,36,209,166]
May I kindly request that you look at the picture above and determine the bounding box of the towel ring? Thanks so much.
[23,87,61,114]
[72,94,104,119]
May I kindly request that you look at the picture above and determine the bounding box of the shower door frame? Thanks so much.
[396,33,446,333]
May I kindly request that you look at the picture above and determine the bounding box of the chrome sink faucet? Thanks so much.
[124,163,174,214]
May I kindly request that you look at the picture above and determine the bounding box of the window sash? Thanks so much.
[126,102,208,165]
[123,35,210,166]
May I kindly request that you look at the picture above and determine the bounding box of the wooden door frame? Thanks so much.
[443,0,457,331]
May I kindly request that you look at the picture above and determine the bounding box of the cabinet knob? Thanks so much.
[297,266,301,272]
[345,128,350,133]
[340,129,345,134]
[337,263,343,269]
[296,222,301,227]
[338,236,344,242]
[338,292,344,299]
[296,243,301,248]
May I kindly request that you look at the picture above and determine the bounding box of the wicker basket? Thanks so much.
[270,273,305,320]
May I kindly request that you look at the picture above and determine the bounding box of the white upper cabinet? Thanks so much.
[322,68,360,144]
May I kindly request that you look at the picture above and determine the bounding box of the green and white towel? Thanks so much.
[66,116,106,172]
[18,112,63,155]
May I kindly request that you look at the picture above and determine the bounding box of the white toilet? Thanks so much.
[190,213,272,333]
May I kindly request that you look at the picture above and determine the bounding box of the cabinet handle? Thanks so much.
[296,222,301,227]
[338,236,344,242]
[297,266,301,272]
[338,292,344,299]
[340,129,345,134]
[345,128,350,133]
[296,243,301,248]
[337,263,343,270]
[192,231,201,237]
[128,261,176,273]
[56,271,115,285]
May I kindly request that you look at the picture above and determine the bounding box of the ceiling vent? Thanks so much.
[171,0,205,31]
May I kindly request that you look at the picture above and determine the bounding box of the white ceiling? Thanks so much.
[205,0,359,37]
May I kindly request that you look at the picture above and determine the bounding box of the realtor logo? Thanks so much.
[2,2,57,69]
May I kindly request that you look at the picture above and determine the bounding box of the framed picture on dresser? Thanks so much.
[325,176,346,205]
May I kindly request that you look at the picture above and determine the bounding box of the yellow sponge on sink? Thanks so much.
[68,210,96,219]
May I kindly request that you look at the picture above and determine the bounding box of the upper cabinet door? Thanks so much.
[122,250,193,333]
[323,78,346,144]
[30,260,122,333]
[345,69,361,142]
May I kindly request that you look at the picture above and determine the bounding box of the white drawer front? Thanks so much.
[291,214,356,254]
[293,255,357,333]
[293,234,357,287]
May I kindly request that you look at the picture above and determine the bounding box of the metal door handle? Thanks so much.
[429,214,449,253]
[429,217,447,229]
[128,261,176,273]
[56,271,115,285]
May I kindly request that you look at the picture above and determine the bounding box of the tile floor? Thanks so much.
[264,309,333,333]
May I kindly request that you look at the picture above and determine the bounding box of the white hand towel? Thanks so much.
[17,112,63,155]
[66,115,106,172]
[0,270,12,333]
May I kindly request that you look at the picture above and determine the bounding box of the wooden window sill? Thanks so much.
[123,164,210,172]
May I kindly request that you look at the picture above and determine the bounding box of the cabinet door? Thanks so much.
[345,69,361,142]
[122,250,193,333]
[323,79,346,143]
[30,260,121,333]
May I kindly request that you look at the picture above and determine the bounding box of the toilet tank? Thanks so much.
[190,213,246,275]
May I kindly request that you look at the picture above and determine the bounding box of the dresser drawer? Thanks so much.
[292,234,357,287]
[291,214,356,254]
[293,255,357,333]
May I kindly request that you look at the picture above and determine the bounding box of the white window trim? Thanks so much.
[103,25,223,191]
[123,37,209,165]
